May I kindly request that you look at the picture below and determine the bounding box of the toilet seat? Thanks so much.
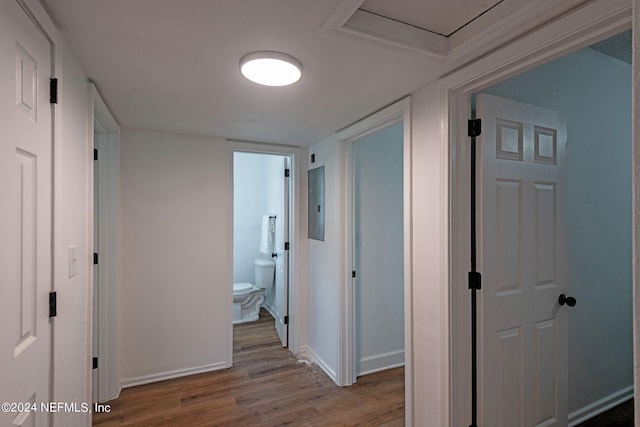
[233,282,254,295]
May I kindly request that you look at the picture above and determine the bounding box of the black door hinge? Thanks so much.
[94,149,98,161]
[50,78,58,104]
[49,292,57,317]
[284,315,289,325]
[352,270,356,278]
[93,253,98,265]
[284,242,289,250]
[468,119,482,138]
[284,168,290,178]
[93,357,98,370]
[468,271,482,290]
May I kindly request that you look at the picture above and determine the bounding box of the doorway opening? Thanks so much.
[232,151,292,352]
[352,121,405,378]
[452,29,633,426]
[335,97,412,423]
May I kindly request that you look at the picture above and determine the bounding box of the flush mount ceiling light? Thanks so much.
[239,51,302,86]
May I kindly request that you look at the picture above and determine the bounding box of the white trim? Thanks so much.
[568,386,634,426]
[261,297,277,320]
[445,1,633,425]
[320,0,364,33]
[120,362,227,389]
[229,141,304,354]
[297,345,337,382]
[342,10,448,58]
[335,97,413,424]
[90,84,121,402]
[447,0,590,62]
[319,0,615,62]
[357,349,405,377]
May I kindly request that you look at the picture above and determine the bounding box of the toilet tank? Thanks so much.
[254,259,275,289]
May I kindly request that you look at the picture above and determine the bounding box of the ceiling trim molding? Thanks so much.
[322,0,448,58]
[447,0,605,63]
[342,10,448,58]
[320,0,628,65]
[321,0,364,33]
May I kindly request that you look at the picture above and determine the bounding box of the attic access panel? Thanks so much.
[308,166,325,241]
[359,0,502,36]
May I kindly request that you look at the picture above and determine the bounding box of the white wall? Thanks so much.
[53,41,93,427]
[305,136,341,379]
[353,122,404,374]
[233,152,285,311]
[484,47,633,414]
[119,129,231,385]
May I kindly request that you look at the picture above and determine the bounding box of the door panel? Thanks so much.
[0,1,53,425]
[478,94,567,427]
[274,157,290,347]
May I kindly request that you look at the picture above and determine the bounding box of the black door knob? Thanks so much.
[558,294,576,307]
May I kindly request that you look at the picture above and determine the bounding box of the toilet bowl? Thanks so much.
[233,259,275,324]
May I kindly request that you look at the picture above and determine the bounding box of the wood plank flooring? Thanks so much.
[93,309,405,426]
[576,399,634,427]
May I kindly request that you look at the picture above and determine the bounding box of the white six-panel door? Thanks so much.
[478,94,568,427]
[0,0,53,425]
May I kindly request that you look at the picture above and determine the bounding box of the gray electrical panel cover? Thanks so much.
[308,166,325,241]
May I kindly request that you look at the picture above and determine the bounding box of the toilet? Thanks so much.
[232,259,275,324]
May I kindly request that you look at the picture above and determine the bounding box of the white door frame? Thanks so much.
[90,84,121,402]
[444,1,632,425]
[335,97,413,412]
[228,141,304,361]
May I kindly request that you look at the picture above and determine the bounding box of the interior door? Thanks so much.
[478,94,568,426]
[274,157,290,347]
[0,1,53,425]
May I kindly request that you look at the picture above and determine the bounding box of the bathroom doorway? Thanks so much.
[233,151,292,347]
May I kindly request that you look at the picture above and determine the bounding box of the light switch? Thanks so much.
[69,245,78,278]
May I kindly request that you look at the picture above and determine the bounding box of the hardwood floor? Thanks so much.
[576,399,634,427]
[93,309,405,426]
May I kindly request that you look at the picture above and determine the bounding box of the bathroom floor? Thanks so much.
[93,309,405,426]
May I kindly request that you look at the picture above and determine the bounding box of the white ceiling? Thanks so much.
[360,0,502,36]
[40,0,569,147]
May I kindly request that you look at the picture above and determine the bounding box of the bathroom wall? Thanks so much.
[483,47,633,418]
[233,152,285,313]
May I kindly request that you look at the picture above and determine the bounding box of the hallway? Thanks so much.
[93,310,404,426]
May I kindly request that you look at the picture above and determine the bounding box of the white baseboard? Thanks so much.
[357,349,404,376]
[120,361,227,389]
[568,385,634,426]
[261,299,277,320]
[298,345,337,383]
